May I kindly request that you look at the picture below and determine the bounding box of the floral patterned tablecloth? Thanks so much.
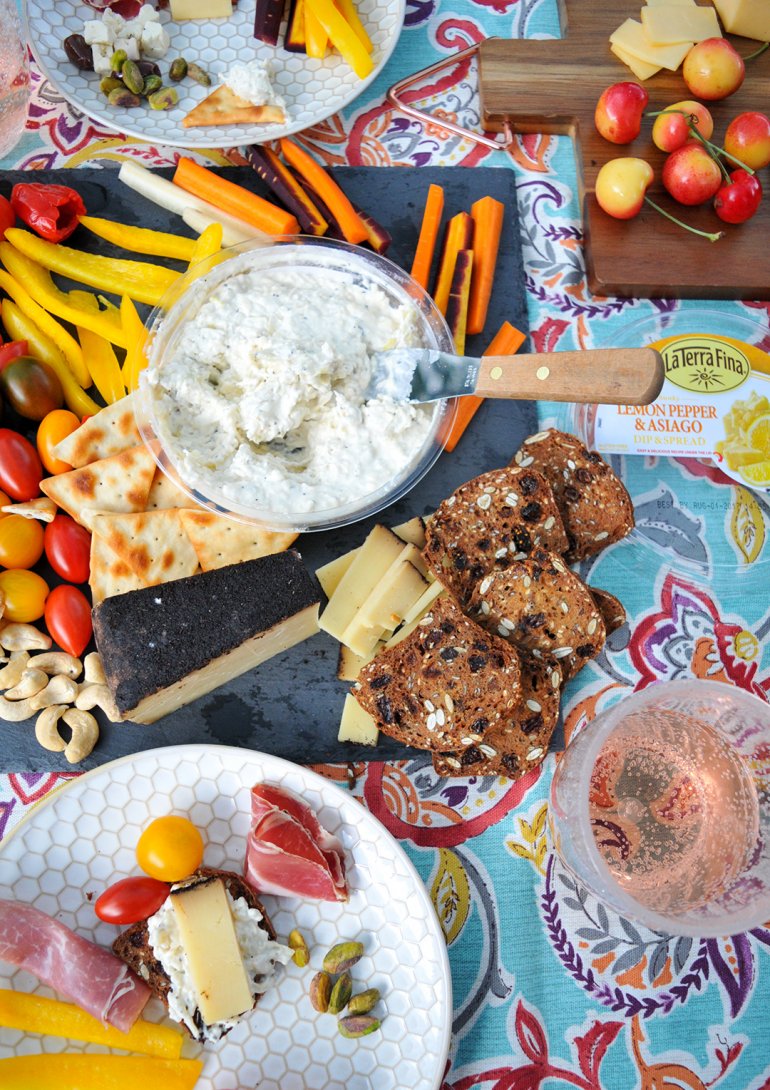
[2,0,770,1087]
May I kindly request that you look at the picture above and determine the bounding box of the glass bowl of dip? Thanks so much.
[136,236,457,533]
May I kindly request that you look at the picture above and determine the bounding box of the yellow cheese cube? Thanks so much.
[641,4,720,43]
[610,19,693,69]
[713,0,770,39]
[170,0,233,17]
[644,0,696,5]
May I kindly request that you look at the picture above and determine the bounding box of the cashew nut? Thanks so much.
[0,651,30,689]
[5,668,48,701]
[34,705,68,752]
[31,652,82,679]
[0,624,52,652]
[29,674,79,711]
[83,652,106,686]
[75,683,122,722]
[0,695,38,721]
[62,708,99,764]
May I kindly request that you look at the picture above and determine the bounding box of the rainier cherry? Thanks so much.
[596,158,722,241]
[662,144,722,205]
[682,38,745,100]
[723,112,770,171]
[651,100,714,152]
[594,82,649,144]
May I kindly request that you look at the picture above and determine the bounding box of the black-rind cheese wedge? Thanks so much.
[92,550,321,724]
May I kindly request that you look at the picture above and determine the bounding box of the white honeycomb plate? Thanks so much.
[22,0,404,148]
[0,745,451,1090]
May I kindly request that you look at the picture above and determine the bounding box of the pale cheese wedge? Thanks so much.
[611,41,662,79]
[338,693,379,746]
[644,0,696,6]
[316,548,360,599]
[641,4,720,44]
[610,19,693,69]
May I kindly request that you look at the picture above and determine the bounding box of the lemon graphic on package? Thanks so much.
[747,414,770,457]
[740,460,770,487]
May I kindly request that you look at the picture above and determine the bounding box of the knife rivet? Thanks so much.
[490,366,503,380]
[536,366,550,381]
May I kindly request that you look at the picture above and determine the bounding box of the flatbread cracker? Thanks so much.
[40,444,157,531]
[1,497,57,523]
[145,469,193,511]
[182,84,285,128]
[89,531,145,605]
[177,509,297,571]
[91,509,200,586]
[52,394,141,469]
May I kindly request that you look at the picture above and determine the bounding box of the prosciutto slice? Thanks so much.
[245,784,348,902]
[0,900,150,1032]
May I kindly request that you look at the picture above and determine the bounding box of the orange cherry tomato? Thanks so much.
[0,514,44,569]
[0,569,49,622]
[37,409,79,475]
[0,490,12,517]
[136,816,204,882]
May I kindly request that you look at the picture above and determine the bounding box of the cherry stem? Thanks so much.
[745,42,769,61]
[643,196,723,242]
[645,108,755,178]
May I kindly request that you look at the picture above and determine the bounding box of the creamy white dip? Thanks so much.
[147,889,292,1042]
[150,261,435,515]
[224,60,286,116]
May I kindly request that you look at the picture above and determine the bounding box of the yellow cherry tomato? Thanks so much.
[36,408,80,475]
[0,569,49,622]
[136,816,204,882]
[0,514,44,569]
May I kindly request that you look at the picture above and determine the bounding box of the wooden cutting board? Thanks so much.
[477,2,770,300]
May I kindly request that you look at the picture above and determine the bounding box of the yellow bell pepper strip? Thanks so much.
[121,295,149,393]
[76,326,126,404]
[0,989,184,1059]
[187,221,223,269]
[5,227,180,308]
[79,215,198,263]
[303,0,374,78]
[0,1053,203,1090]
[1,299,102,417]
[0,242,128,348]
[0,268,90,388]
[335,0,373,52]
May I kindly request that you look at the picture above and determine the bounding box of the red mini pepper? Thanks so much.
[0,340,29,371]
[0,195,14,238]
[10,183,86,243]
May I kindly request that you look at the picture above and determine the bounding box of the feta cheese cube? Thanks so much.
[140,22,170,59]
[83,20,112,45]
[101,10,126,37]
[91,42,115,76]
[113,36,140,61]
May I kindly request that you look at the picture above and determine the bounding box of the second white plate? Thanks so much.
[0,744,451,1090]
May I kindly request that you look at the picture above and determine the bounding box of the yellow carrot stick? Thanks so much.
[0,269,90,388]
[187,221,223,270]
[0,300,101,417]
[0,990,184,1060]
[0,1053,203,1090]
[121,295,149,393]
[79,215,198,262]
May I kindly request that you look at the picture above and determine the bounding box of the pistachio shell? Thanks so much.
[338,1014,381,1038]
[288,928,309,967]
[309,971,332,1013]
[323,941,364,975]
[348,988,380,1015]
[328,970,352,1015]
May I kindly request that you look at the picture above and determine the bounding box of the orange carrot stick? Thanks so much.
[409,184,444,290]
[172,158,299,237]
[467,195,505,336]
[432,211,474,315]
[443,321,526,453]
[279,138,368,244]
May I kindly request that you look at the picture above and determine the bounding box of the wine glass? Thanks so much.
[549,680,770,937]
[0,0,30,160]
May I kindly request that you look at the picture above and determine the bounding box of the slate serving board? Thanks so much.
[0,164,531,771]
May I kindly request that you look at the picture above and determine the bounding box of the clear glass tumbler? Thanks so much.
[0,0,30,159]
[550,680,770,937]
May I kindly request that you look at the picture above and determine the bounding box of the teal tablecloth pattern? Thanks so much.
[2,0,770,1088]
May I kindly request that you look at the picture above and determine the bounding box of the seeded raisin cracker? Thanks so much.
[511,429,634,561]
[468,548,606,682]
[590,587,627,636]
[353,595,523,753]
[422,466,568,604]
[433,654,562,779]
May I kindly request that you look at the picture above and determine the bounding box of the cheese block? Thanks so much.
[169,876,252,1026]
[641,4,720,44]
[170,0,233,18]
[713,0,770,39]
[611,41,662,79]
[645,0,696,6]
[318,525,404,641]
[338,693,379,746]
[93,550,320,723]
[610,19,693,68]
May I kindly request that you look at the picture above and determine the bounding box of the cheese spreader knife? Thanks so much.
[368,346,664,405]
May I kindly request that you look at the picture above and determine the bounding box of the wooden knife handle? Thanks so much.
[476,347,664,405]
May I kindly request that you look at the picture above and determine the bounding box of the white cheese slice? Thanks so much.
[316,548,359,599]
[340,547,428,657]
[611,41,662,79]
[713,0,770,39]
[641,4,720,43]
[610,19,693,68]
[319,525,404,641]
[170,878,253,1027]
[338,693,379,746]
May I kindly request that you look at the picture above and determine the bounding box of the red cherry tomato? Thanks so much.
[94,876,171,925]
[44,515,91,584]
[44,584,93,656]
[0,195,14,238]
[0,429,43,502]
